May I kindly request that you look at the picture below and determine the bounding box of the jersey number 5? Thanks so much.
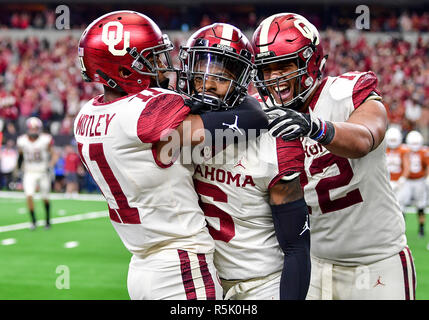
[194,180,235,243]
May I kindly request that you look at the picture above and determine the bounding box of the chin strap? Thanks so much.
[96,69,128,95]
[189,93,227,113]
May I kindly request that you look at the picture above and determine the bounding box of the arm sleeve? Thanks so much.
[270,198,311,300]
[137,94,190,144]
[198,95,269,148]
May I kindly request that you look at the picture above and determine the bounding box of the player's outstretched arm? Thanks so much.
[324,99,387,158]
[179,95,268,146]
[155,95,268,165]
[269,178,311,300]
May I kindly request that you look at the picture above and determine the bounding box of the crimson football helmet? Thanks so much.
[78,10,175,95]
[176,23,255,111]
[252,13,327,110]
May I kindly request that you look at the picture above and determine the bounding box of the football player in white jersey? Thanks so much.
[177,23,310,300]
[75,11,267,300]
[252,13,416,300]
[17,117,57,230]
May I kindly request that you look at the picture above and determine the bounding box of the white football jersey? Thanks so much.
[74,88,214,257]
[17,133,53,173]
[302,71,406,266]
[193,132,304,280]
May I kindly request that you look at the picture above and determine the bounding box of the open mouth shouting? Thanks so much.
[275,82,293,102]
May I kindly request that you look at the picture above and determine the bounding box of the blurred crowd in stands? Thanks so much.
[1,5,429,193]
[1,3,429,32]
[322,31,429,137]
[0,1,429,32]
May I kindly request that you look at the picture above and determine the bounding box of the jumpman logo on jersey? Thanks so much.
[234,157,246,169]
[299,215,310,236]
[223,115,243,135]
[373,276,385,288]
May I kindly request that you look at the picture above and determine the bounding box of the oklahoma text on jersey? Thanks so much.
[194,165,256,188]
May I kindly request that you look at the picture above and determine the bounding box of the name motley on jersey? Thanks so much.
[194,164,256,187]
[75,113,116,137]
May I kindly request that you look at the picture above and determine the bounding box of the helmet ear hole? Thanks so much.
[119,66,132,78]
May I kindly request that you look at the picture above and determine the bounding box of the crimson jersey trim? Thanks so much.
[137,94,189,144]
[268,138,305,189]
[352,71,380,109]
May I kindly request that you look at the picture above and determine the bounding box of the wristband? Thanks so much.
[314,120,326,141]
[314,120,335,145]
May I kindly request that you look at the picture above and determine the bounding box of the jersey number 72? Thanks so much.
[302,153,363,214]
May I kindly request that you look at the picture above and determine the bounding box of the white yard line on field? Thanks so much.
[0,191,104,201]
[0,211,108,233]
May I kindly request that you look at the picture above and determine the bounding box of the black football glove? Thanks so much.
[184,99,205,114]
[266,107,335,144]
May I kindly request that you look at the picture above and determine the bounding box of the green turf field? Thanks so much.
[403,213,429,300]
[0,195,131,300]
[0,193,428,300]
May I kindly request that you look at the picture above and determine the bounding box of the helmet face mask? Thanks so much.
[128,33,176,88]
[252,13,326,111]
[181,49,251,110]
[254,50,311,110]
[177,23,254,112]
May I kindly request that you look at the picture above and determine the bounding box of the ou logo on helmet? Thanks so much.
[293,18,320,45]
[101,21,130,56]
